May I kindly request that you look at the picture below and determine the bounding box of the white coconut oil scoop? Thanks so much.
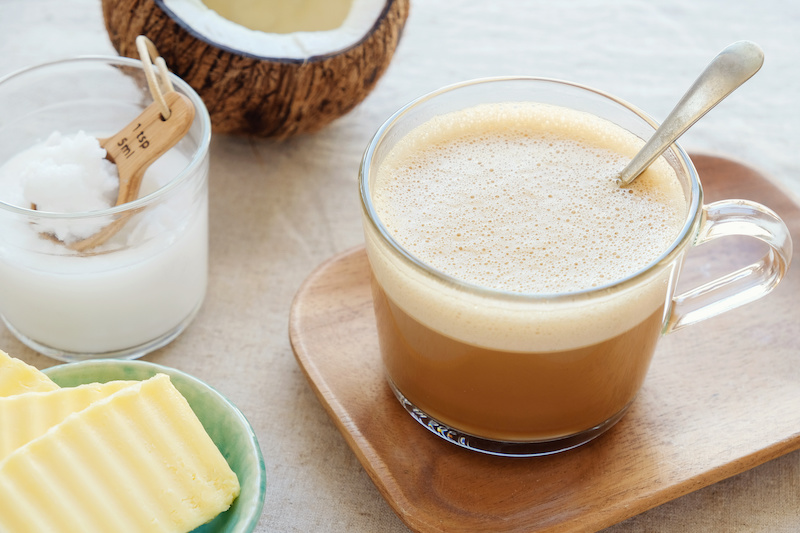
[33,36,195,252]
[616,41,763,187]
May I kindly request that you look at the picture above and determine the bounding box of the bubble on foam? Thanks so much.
[374,102,686,295]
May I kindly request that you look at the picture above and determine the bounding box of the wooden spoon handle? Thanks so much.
[99,91,196,205]
[67,210,138,253]
[58,91,196,252]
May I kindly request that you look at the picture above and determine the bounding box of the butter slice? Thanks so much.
[0,350,58,397]
[0,374,241,533]
[0,380,138,462]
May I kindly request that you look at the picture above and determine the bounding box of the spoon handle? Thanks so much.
[617,41,764,187]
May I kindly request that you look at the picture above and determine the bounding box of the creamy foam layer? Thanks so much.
[373,102,685,294]
[365,102,688,352]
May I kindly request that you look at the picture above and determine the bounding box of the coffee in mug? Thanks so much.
[359,78,791,456]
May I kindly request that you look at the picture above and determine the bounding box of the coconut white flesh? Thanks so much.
[162,0,388,59]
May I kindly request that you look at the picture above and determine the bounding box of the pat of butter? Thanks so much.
[0,373,241,533]
[0,350,59,397]
[0,380,137,462]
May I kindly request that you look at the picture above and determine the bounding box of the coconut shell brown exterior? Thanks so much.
[101,0,410,138]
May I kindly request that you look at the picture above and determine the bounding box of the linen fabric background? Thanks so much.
[1,1,798,531]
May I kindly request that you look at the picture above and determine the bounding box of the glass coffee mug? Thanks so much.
[359,77,792,457]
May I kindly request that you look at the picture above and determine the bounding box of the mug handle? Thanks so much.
[665,199,793,332]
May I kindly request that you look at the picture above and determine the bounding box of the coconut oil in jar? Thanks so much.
[0,57,211,361]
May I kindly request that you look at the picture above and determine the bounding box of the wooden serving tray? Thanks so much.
[289,155,800,533]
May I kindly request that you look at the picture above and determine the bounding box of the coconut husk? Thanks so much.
[102,0,410,138]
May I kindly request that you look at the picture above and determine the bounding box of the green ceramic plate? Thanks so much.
[43,359,266,533]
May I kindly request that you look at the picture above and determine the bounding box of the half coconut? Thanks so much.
[102,0,410,138]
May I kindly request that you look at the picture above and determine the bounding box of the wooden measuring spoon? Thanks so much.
[35,91,195,252]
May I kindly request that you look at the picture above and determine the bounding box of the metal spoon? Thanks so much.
[616,40,764,187]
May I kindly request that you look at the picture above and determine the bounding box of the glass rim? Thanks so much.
[359,76,704,302]
[0,55,212,219]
